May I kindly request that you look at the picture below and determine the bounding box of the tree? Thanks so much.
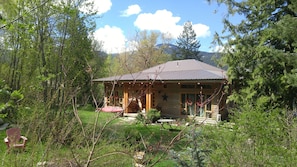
[175,21,201,60]
[114,30,172,74]
[201,1,297,165]
[0,0,100,107]
[208,0,297,110]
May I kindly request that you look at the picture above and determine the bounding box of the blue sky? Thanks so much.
[80,0,240,53]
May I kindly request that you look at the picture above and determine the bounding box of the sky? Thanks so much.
[80,0,240,54]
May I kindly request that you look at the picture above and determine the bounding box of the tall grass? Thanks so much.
[1,106,183,167]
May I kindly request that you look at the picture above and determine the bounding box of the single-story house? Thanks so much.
[93,59,228,120]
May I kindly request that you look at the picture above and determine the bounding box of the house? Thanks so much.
[93,59,228,120]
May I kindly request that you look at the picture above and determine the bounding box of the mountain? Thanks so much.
[156,43,222,67]
[200,51,221,67]
[97,43,224,69]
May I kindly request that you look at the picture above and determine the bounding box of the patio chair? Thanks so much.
[4,127,28,151]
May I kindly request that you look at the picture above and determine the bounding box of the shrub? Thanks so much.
[136,112,147,125]
[136,108,161,124]
[146,109,161,123]
[199,105,297,166]
[0,81,24,121]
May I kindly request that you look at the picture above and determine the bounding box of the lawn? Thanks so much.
[77,109,183,166]
[0,107,184,166]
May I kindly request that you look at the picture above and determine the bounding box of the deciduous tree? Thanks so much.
[115,30,172,74]
[0,0,99,107]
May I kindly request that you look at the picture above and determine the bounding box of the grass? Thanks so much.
[0,107,184,166]
[77,109,182,166]
[78,109,121,125]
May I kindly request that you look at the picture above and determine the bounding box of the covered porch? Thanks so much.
[93,59,228,121]
[101,80,227,121]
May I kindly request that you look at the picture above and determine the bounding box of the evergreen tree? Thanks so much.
[175,21,201,60]
[209,0,297,110]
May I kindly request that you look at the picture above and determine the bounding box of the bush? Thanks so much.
[0,81,24,121]
[136,112,146,125]
[136,108,161,124]
[146,109,161,123]
[198,105,297,166]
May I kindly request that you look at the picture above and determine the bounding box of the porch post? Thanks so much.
[123,85,129,113]
[145,87,152,112]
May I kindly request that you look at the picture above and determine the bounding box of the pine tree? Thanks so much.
[175,21,201,60]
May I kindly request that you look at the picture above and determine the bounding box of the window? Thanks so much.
[181,93,212,117]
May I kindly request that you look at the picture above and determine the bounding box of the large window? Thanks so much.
[181,93,212,117]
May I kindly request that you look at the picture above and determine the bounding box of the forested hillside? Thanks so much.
[163,43,222,67]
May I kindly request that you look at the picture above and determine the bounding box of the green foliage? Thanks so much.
[10,90,24,102]
[136,112,147,124]
[0,80,23,120]
[170,127,207,167]
[199,105,297,166]
[209,0,297,109]
[175,21,201,60]
[123,128,143,150]
[136,108,161,124]
[113,30,172,74]
[146,108,161,123]
[0,0,103,108]
[1,106,183,166]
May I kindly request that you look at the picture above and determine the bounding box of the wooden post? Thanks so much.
[123,85,129,113]
[145,87,151,112]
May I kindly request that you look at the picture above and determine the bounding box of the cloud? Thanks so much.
[210,45,225,52]
[134,9,210,39]
[192,24,211,38]
[134,10,180,35]
[79,0,112,15]
[93,25,127,53]
[121,4,141,17]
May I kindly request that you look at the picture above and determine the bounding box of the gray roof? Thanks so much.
[93,59,227,82]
